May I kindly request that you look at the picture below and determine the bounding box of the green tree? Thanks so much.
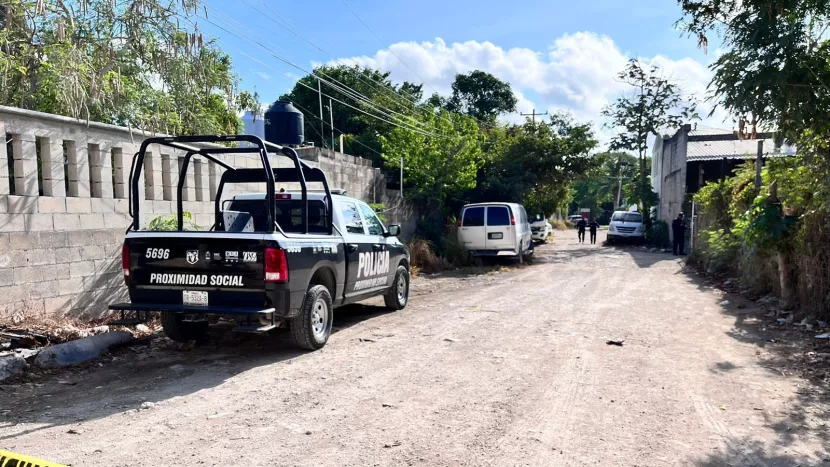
[473,116,599,216]
[677,0,830,153]
[602,59,697,226]
[447,70,518,124]
[570,152,638,219]
[0,0,249,135]
[279,64,424,164]
[379,109,484,216]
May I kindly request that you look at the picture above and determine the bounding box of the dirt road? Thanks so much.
[2,231,828,466]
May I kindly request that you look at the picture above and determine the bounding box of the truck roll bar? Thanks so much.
[128,135,333,235]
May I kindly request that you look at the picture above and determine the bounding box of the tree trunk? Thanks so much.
[777,250,796,310]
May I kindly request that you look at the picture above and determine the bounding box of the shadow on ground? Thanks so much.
[0,303,392,441]
[681,267,830,465]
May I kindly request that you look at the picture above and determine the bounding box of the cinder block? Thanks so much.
[58,276,85,294]
[92,229,119,246]
[152,200,173,214]
[79,213,105,230]
[23,214,54,231]
[37,196,67,213]
[66,197,92,213]
[14,265,59,284]
[44,295,73,315]
[0,285,29,303]
[38,231,68,248]
[67,230,100,247]
[53,213,81,230]
[25,248,57,266]
[91,259,118,277]
[28,280,60,299]
[103,212,131,229]
[69,260,96,278]
[1,251,34,268]
[0,232,8,250]
[112,199,129,213]
[0,268,14,286]
[7,195,38,213]
[89,197,114,213]
[80,245,106,260]
[54,247,82,263]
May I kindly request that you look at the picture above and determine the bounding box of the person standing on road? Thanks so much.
[576,218,587,243]
[672,212,687,255]
[589,219,600,244]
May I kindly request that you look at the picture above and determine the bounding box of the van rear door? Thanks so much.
[485,205,514,251]
[458,206,486,250]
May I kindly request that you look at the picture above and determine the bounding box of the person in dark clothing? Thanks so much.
[576,218,587,243]
[672,212,687,255]
[588,219,600,244]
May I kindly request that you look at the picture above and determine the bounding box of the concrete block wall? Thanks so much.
[0,106,411,323]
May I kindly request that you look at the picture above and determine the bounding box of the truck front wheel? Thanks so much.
[161,312,208,343]
[384,265,410,310]
[290,285,334,351]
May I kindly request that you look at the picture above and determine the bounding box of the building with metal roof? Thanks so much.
[650,124,795,244]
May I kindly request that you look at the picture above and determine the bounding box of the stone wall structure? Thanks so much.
[0,106,413,322]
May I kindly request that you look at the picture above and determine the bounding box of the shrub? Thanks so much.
[148,212,200,231]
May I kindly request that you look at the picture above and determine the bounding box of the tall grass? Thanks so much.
[407,217,473,274]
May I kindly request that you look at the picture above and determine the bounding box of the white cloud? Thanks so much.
[256,71,272,81]
[336,32,732,146]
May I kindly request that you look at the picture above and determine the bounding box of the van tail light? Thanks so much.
[510,213,516,225]
[457,219,462,227]
[265,248,289,283]
[121,244,130,278]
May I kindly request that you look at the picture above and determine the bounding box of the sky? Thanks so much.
[200,0,733,145]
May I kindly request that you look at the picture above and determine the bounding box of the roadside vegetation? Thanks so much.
[677,0,830,319]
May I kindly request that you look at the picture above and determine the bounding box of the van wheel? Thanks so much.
[290,285,334,351]
[161,312,208,343]
[384,265,410,310]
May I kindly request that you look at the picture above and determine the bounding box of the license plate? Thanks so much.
[183,290,208,306]
[488,232,503,240]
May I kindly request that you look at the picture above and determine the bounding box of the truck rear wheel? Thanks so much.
[161,311,208,343]
[290,285,334,351]
[384,265,410,310]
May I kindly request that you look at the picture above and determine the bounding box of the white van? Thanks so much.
[607,210,645,243]
[458,203,533,262]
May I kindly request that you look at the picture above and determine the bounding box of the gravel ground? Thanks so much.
[1,230,828,466]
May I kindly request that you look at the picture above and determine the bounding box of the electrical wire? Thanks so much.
[246,0,438,123]
[204,2,435,133]
[192,7,448,139]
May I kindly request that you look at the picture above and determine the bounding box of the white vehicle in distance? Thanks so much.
[530,213,553,243]
[607,210,645,244]
[457,203,533,263]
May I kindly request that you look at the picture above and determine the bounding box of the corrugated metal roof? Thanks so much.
[686,134,796,162]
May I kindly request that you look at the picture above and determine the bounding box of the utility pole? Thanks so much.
[520,108,548,124]
[329,99,335,152]
[400,157,403,198]
[317,79,325,148]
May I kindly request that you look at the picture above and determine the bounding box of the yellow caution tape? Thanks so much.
[0,449,69,467]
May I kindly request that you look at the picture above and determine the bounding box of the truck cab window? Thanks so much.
[359,203,385,236]
[340,201,365,234]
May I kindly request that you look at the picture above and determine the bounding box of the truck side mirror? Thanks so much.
[385,225,401,237]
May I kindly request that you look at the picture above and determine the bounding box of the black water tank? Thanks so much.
[264,100,304,145]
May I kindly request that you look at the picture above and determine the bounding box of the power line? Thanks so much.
[202,2,441,135]
[246,0,436,122]
[338,0,439,98]
[193,7,447,138]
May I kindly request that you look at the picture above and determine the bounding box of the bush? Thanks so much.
[551,219,571,230]
[646,220,670,248]
[148,212,200,231]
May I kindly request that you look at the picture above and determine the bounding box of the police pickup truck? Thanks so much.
[109,135,410,350]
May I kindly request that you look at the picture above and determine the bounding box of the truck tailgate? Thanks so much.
[124,233,274,310]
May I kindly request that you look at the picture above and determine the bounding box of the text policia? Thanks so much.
[353,250,390,291]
